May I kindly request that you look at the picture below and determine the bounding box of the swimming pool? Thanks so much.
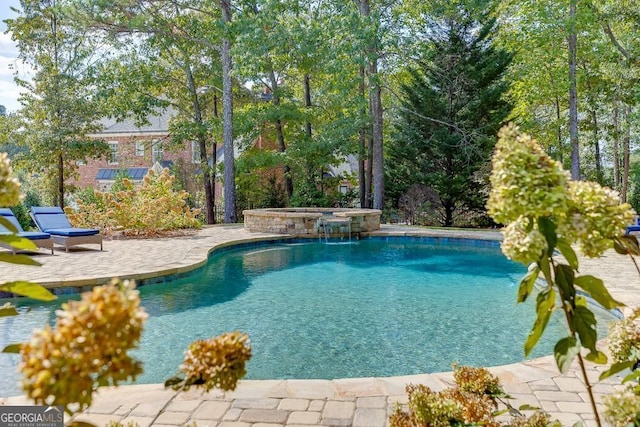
[0,237,617,396]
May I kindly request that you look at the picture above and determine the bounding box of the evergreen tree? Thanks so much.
[387,11,512,227]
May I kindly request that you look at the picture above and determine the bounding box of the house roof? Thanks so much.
[98,108,174,134]
[96,161,175,181]
[96,168,149,181]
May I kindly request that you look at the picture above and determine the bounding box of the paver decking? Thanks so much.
[1,224,638,426]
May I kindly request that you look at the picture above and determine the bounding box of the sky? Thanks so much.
[0,0,27,114]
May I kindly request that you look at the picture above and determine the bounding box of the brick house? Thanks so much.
[77,109,357,207]
[78,110,222,199]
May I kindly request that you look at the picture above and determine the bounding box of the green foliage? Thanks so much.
[5,1,110,206]
[386,9,512,226]
[68,168,202,236]
[10,203,31,231]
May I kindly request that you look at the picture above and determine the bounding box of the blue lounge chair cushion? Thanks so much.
[0,208,52,242]
[42,227,98,237]
[0,231,51,240]
[0,208,24,232]
[31,206,99,236]
[626,225,640,235]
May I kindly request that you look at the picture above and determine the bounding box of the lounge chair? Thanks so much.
[0,208,54,254]
[626,217,640,235]
[30,206,103,252]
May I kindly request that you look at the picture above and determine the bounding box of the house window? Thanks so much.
[135,141,145,157]
[339,185,349,194]
[108,142,118,165]
[192,141,201,164]
[152,140,163,164]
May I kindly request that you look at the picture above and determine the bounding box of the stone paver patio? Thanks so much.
[1,224,638,427]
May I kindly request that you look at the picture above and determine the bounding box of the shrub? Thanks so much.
[389,366,553,427]
[20,279,147,414]
[67,168,202,236]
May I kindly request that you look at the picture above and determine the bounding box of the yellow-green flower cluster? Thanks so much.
[511,411,561,427]
[564,181,635,257]
[406,384,464,427]
[0,152,21,207]
[179,331,252,392]
[500,217,547,265]
[488,124,635,261]
[604,387,640,427]
[608,309,640,364]
[20,279,147,413]
[487,123,569,224]
[453,365,503,397]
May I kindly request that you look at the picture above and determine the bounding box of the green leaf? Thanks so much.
[164,376,184,388]
[525,288,556,356]
[615,236,640,256]
[537,217,557,256]
[554,336,580,373]
[0,303,18,317]
[574,275,624,310]
[556,238,578,269]
[584,350,607,364]
[492,409,510,417]
[538,256,552,286]
[613,238,630,255]
[517,264,539,303]
[2,343,21,353]
[0,281,56,301]
[0,253,41,266]
[622,370,640,384]
[0,234,38,251]
[599,361,635,380]
[0,216,18,233]
[555,264,576,303]
[570,306,598,353]
[518,404,540,411]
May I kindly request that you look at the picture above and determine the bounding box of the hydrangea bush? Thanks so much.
[487,123,636,427]
[20,279,147,413]
[0,152,21,207]
[67,168,202,236]
[170,331,252,392]
[389,366,556,427]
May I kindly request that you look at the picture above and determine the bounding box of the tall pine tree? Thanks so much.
[387,11,512,226]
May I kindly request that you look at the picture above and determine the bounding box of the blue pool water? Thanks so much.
[0,237,617,396]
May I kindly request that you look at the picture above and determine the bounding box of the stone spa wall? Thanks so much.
[242,208,382,236]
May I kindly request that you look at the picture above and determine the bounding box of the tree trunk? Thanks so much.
[268,69,294,200]
[613,103,620,191]
[221,0,236,223]
[185,62,215,224]
[212,93,219,222]
[57,151,64,208]
[358,66,367,208]
[555,95,563,163]
[568,0,580,180]
[304,74,312,139]
[622,104,631,202]
[591,109,602,184]
[303,74,319,193]
[354,0,384,210]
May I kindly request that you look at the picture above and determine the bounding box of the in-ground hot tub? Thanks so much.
[243,208,382,236]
